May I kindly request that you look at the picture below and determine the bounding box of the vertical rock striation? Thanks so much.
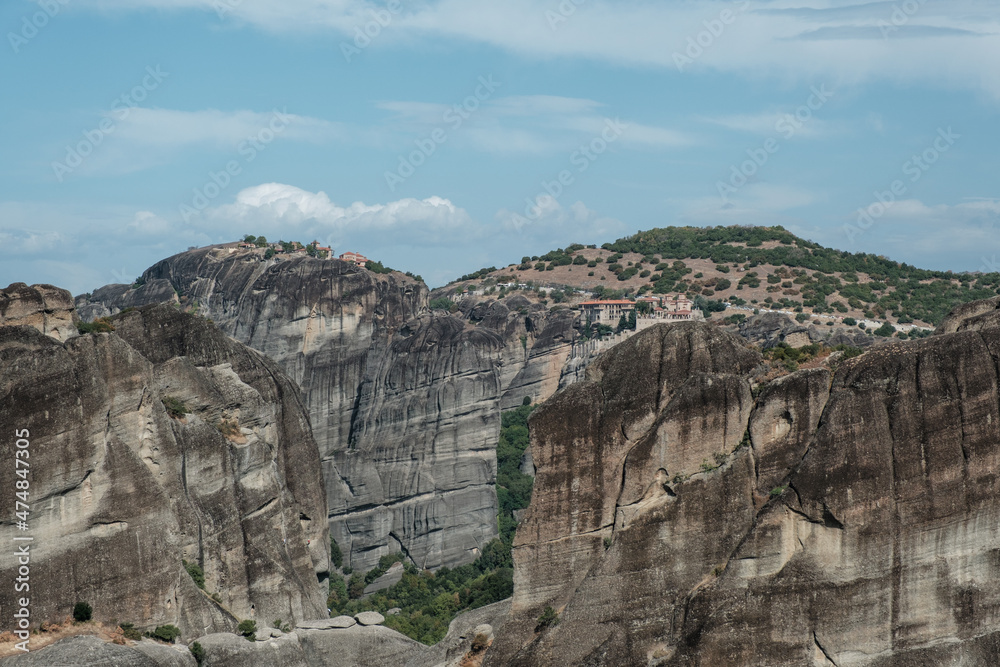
[0,306,329,637]
[488,309,1000,666]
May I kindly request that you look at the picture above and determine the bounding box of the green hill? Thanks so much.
[447,226,1000,327]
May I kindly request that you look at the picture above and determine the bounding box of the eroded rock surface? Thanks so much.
[487,312,1000,666]
[1,282,77,341]
[75,248,600,572]
[0,305,329,638]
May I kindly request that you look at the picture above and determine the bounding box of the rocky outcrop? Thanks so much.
[1,282,77,341]
[5,599,512,666]
[735,311,875,349]
[329,314,505,570]
[936,295,1000,334]
[1,635,196,666]
[75,248,594,573]
[0,305,329,639]
[487,309,1000,666]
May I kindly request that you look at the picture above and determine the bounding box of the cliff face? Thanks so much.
[75,247,611,572]
[0,304,329,636]
[77,248,512,572]
[1,283,77,341]
[488,312,1000,666]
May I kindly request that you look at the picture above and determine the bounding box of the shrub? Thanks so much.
[429,297,456,312]
[119,623,142,641]
[76,317,115,334]
[216,419,240,437]
[330,537,344,569]
[150,625,181,643]
[189,641,205,664]
[183,559,205,589]
[237,619,257,641]
[535,606,559,632]
[471,632,490,652]
[73,602,92,623]
[874,322,896,337]
[162,396,189,418]
[603,536,612,550]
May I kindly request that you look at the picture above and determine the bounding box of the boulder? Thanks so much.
[354,611,385,626]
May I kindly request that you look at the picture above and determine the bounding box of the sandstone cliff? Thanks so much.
[75,248,592,573]
[0,303,329,638]
[1,283,77,341]
[487,312,1000,666]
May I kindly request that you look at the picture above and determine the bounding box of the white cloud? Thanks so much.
[377,94,689,155]
[206,183,483,246]
[70,1,1000,99]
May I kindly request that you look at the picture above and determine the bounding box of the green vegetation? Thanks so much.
[76,317,115,334]
[601,226,1000,324]
[149,624,181,643]
[183,559,205,589]
[429,297,457,312]
[535,606,559,632]
[189,641,205,664]
[237,619,257,641]
[365,260,394,274]
[162,396,189,418]
[325,405,536,645]
[119,623,142,641]
[330,537,343,569]
[73,602,92,623]
[459,266,498,281]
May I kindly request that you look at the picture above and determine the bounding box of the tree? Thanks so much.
[874,322,896,337]
[73,601,92,623]
[243,234,256,244]
[255,235,268,247]
[330,537,344,569]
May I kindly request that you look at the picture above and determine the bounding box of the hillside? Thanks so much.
[441,226,1000,328]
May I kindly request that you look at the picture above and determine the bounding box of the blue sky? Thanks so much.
[2,0,999,293]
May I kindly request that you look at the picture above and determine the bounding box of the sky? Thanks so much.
[1,0,999,293]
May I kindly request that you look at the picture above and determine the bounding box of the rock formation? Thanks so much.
[2,600,512,667]
[487,311,1000,666]
[1,283,77,341]
[75,248,592,572]
[0,304,329,639]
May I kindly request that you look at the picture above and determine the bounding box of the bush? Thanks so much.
[183,559,205,589]
[76,317,115,334]
[119,623,142,641]
[189,641,205,664]
[216,419,240,437]
[535,606,559,632]
[331,537,344,569]
[429,297,456,312]
[162,396,189,418]
[873,322,896,337]
[73,602,92,623]
[150,625,181,643]
[237,619,257,641]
